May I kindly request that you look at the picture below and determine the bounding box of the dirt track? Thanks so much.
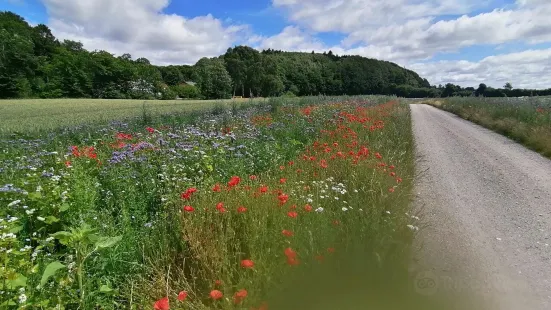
[410,104,551,310]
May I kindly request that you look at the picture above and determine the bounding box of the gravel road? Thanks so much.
[410,104,551,310]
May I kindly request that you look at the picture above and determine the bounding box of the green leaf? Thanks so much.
[40,261,66,287]
[94,235,122,249]
[51,231,73,245]
[99,284,113,293]
[29,192,43,200]
[59,203,70,212]
[6,273,27,289]
[9,225,23,234]
[45,216,59,224]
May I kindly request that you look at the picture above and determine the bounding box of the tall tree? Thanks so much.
[194,57,232,99]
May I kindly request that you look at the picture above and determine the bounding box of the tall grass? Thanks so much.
[0,96,431,309]
[425,97,551,157]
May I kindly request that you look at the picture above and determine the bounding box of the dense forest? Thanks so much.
[1,11,550,100]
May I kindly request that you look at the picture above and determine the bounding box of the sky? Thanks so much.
[2,0,551,89]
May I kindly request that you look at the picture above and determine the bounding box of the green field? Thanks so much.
[0,98,266,134]
[423,97,551,158]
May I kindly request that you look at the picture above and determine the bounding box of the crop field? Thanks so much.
[0,96,441,309]
[0,98,265,135]
[424,97,551,157]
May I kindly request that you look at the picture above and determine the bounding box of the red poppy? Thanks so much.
[388,187,395,193]
[280,165,285,170]
[304,205,313,212]
[287,211,298,218]
[390,172,396,177]
[233,289,248,304]
[375,152,383,159]
[259,185,268,193]
[249,175,258,180]
[287,257,300,266]
[389,165,395,170]
[237,206,247,213]
[279,178,286,184]
[319,159,328,169]
[241,259,254,269]
[146,127,155,133]
[65,161,72,167]
[215,280,223,286]
[278,193,289,205]
[183,206,194,212]
[228,176,241,187]
[212,183,221,192]
[288,161,294,166]
[181,192,192,200]
[154,297,169,310]
[327,247,335,253]
[210,290,223,300]
[396,177,403,183]
[289,205,297,210]
[282,230,294,237]
[284,247,297,259]
[178,291,187,301]
[216,202,224,210]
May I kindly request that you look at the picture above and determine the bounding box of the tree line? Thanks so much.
[1,11,549,100]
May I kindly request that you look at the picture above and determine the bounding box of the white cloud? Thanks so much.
[257,26,325,51]
[410,49,551,89]
[41,0,246,65]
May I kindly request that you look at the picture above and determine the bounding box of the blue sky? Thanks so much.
[2,0,551,88]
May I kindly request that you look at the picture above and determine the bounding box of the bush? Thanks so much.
[171,84,201,99]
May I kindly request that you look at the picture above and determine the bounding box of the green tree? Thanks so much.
[194,57,232,99]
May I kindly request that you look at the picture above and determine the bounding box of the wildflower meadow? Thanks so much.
[0,96,431,309]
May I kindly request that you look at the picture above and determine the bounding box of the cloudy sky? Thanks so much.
[2,0,551,89]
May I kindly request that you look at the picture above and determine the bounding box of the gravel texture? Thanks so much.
[410,104,551,310]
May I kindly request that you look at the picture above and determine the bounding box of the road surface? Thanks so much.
[410,104,551,310]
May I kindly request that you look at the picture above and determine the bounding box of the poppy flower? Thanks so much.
[249,175,258,180]
[282,230,294,237]
[146,127,155,133]
[287,211,298,218]
[210,290,223,300]
[396,177,403,183]
[375,152,383,159]
[65,161,72,167]
[259,185,268,193]
[288,161,294,166]
[181,192,192,200]
[320,160,328,169]
[278,193,289,204]
[280,165,285,170]
[237,206,247,213]
[304,205,313,212]
[216,202,224,210]
[154,297,169,310]
[287,257,300,266]
[327,247,335,253]
[284,247,297,259]
[390,172,396,177]
[215,280,223,286]
[228,176,241,187]
[212,183,221,192]
[388,187,395,193]
[280,178,286,184]
[178,291,187,301]
[241,259,254,269]
[183,206,194,212]
[233,289,248,304]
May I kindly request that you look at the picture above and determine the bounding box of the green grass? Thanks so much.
[0,98,267,134]
[423,97,551,158]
